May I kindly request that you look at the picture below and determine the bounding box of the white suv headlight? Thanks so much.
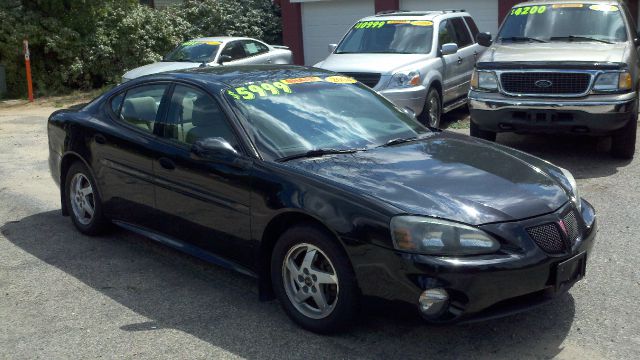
[471,70,499,91]
[391,216,500,256]
[593,71,632,92]
[388,70,421,89]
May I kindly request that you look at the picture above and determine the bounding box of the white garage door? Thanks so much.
[301,0,375,65]
[400,0,499,35]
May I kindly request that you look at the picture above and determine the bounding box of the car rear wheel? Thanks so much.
[271,224,359,333]
[65,162,108,235]
[470,120,497,142]
[611,112,637,159]
[419,87,442,129]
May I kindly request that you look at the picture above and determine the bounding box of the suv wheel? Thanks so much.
[64,162,108,235]
[470,120,497,142]
[419,88,442,128]
[611,112,637,159]
[271,224,359,333]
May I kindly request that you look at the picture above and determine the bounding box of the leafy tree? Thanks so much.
[0,0,282,98]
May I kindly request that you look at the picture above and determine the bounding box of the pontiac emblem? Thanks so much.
[535,79,553,88]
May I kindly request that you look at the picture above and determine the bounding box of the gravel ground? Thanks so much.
[0,103,638,359]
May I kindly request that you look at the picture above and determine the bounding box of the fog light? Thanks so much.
[418,288,449,316]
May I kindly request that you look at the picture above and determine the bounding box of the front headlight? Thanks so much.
[593,71,632,92]
[388,70,421,89]
[471,69,499,91]
[391,216,500,256]
[559,167,582,212]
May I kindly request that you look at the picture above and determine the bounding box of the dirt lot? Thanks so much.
[1,100,639,359]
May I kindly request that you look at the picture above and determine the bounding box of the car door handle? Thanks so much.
[267,58,272,63]
[158,157,175,170]
[457,57,463,64]
[94,134,106,144]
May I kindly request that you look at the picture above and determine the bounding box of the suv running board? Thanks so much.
[443,97,468,113]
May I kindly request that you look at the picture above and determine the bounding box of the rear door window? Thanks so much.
[451,17,473,47]
[116,84,168,133]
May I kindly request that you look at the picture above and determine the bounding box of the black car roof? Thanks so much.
[148,65,338,89]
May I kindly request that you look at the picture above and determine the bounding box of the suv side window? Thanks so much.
[220,41,247,61]
[464,16,480,41]
[451,17,473,47]
[164,84,239,148]
[242,40,269,57]
[116,84,168,133]
[438,20,456,47]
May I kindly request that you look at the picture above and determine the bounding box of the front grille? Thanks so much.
[562,210,580,246]
[500,72,591,95]
[527,223,566,254]
[339,72,381,88]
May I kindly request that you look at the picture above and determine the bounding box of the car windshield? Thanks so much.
[164,40,222,62]
[336,20,434,54]
[224,75,429,160]
[498,3,627,43]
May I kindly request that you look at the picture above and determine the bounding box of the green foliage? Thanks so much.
[0,0,282,98]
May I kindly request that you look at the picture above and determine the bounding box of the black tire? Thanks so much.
[470,119,497,142]
[419,87,442,129]
[271,224,359,333]
[611,113,637,159]
[64,162,108,235]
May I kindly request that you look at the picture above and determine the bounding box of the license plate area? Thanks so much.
[556,252,586,288]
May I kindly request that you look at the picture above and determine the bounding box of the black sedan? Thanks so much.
[48,66,596,333]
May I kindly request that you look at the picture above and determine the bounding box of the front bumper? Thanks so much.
[379,86,428,116]
[469,90,637,135]
[353,200,597,323]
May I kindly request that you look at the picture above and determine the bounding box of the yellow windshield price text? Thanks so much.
[511,5,547,16]
[227,82,293,100]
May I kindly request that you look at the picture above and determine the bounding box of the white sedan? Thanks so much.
[122,36,293,82]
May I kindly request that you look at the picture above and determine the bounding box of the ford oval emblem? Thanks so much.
[535,80,553,88]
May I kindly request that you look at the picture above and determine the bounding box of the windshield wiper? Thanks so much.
[379,135,428,147]
[550,35,613,44]
[499,36,547,43]
[276,148,363,162]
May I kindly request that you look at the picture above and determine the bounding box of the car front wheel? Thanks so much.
[271,224,359,333]
[419,87,442,129]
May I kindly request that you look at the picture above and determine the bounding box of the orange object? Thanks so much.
[24,39,33,102]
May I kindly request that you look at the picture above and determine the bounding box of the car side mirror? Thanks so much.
[441,43,459,56]
[218,55,233,65]
[328,43,338,53]
[477,32,493,47]
[191,137,238,159]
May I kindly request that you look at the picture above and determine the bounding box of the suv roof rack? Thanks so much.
[375,9,466,17]
[375,10,410,15]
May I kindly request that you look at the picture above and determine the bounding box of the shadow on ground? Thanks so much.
[2,211,578,359]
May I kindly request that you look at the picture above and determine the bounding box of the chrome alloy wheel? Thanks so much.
[282,243,339,319]
[428,93,441,128]
[69,173,95,225]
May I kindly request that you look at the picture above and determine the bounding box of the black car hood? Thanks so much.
[285,132,568,225]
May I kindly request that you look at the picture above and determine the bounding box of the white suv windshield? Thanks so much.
[336,20,434,54]
[499,4,627,43]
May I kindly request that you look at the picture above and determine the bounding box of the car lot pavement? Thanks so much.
[1,104,638,359]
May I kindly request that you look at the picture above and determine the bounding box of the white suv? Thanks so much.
[315,10,489,128]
